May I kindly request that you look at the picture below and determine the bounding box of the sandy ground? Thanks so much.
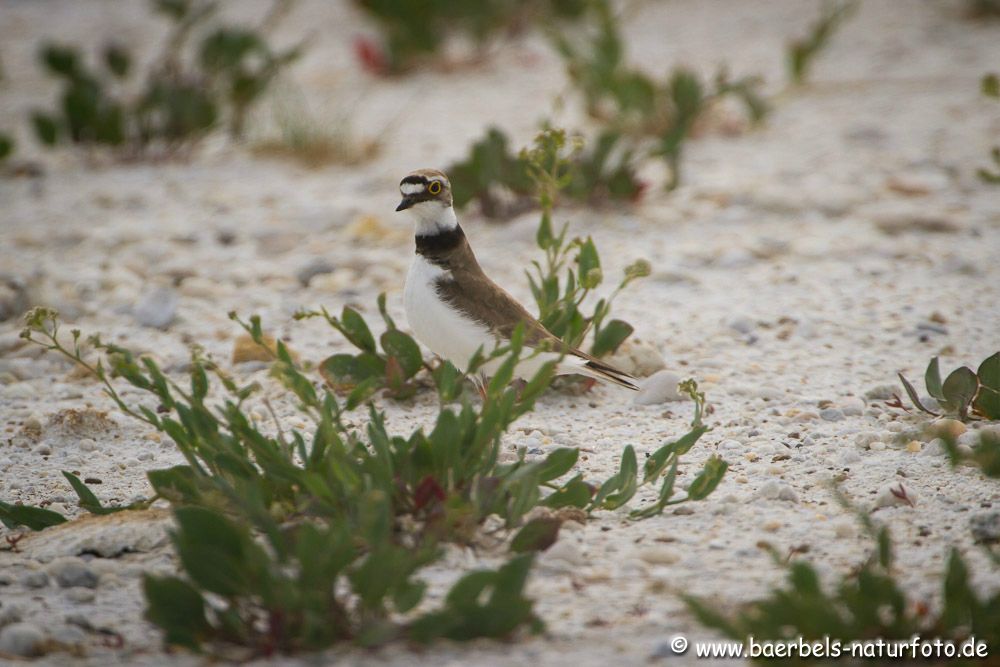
[1,0,1000,664]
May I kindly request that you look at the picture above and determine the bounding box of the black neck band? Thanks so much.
[415,226,465,259]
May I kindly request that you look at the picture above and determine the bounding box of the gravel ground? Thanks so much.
[1,0,999,664]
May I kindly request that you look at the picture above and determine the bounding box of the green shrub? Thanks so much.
[551,0,767,189]
[352,0,586,75]
[447,126,644,220]
[980,74,1000,184]
[685,494,1000,664]
[897,352,1000,421]
[0,132,12,161]
[786,1,858,86]
[30,0,301,157]
[17,305,724,653]
[520,128,649,357]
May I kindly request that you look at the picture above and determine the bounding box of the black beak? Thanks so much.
[396,197,414,212]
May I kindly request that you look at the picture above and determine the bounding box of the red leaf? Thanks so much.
[413,475,446,511]
[353,36,387,76]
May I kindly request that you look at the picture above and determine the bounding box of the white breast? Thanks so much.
[404,255,496,373]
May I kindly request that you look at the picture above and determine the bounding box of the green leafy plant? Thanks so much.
[0,132,12,161]
[979,74,1000,184]
[786,1,859,86]
[897,352,1000,421]
[685,494,1000,664]
[17,306,723,654]
[447,126,644,220]
[941,429,1000,479]
[521,128,650,356]
[352,0,586,75]
[551,0,768,189]
[30,0,301,157]
[300,294,426,402]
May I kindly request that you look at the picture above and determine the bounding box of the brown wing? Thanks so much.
[429,230,638,389]
[435,267,557,348]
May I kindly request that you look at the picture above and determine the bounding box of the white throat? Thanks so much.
[407,202,458,236]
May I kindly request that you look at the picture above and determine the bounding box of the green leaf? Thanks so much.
[319,352,385,389]
[31,112,60,146]
[0,133,13,161]
[592,445,638,510]
[377,292,396,330]
[510,517,561,553]
[171,506,266,598]
[939,549,974,631]
[941,366,978,417]
[340,307,377,353]
[40,44,79,77]
[685,456,728,501]
[925,356,944,401]
[536,211,554,249]
[143,575,210,651]
[974,352,1000,419]
[984,73,1000,98]
[380,330,423,378]
[592,319,633,357]
[103,44,131,78]
[898,372,938,416]
[0,499,67,531]
[147,466,201,504]
[62,470,121,515]
[576,237,602,288]
[536,448,578,482]
[541,475,592,508]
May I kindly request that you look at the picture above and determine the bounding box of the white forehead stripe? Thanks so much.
[401,182,425,195]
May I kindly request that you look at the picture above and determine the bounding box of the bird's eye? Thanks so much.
[428,181,442,195]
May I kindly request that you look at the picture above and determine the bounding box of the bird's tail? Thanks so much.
[561,355,639,390]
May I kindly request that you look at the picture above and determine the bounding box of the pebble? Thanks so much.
[718,439,742,452]
[0,603,23,627]
[48,557,99,589]
[834,523,854,538]
[22,571,49,589]
[970,511,1000,544]
[51,624,86,646]
[920,438,945,457]
[634,370,683,405]
[133,286,179,329]
[758,480,798,502]
[927,419,966,441]
[957,431,980,448]
[869,441,887,451]
[541,539,585,571]
[0,275,30,323]
[79,438,97,452]
[839,450,861,465]
[639,547,680,565]
[819,408,845,422]
[874,483,917,509]
[728,316,756,334]
[0,622,47,657]
[65,586,96,603]
[296,258,336,287]
[864,384,897,401]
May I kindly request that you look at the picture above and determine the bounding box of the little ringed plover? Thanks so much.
[397,168,638,391]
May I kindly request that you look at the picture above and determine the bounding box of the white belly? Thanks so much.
[404,255,496,373]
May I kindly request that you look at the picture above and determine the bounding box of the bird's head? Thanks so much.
[396,169,453,213]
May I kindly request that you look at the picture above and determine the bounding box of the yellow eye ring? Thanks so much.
[428,181,442,195]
